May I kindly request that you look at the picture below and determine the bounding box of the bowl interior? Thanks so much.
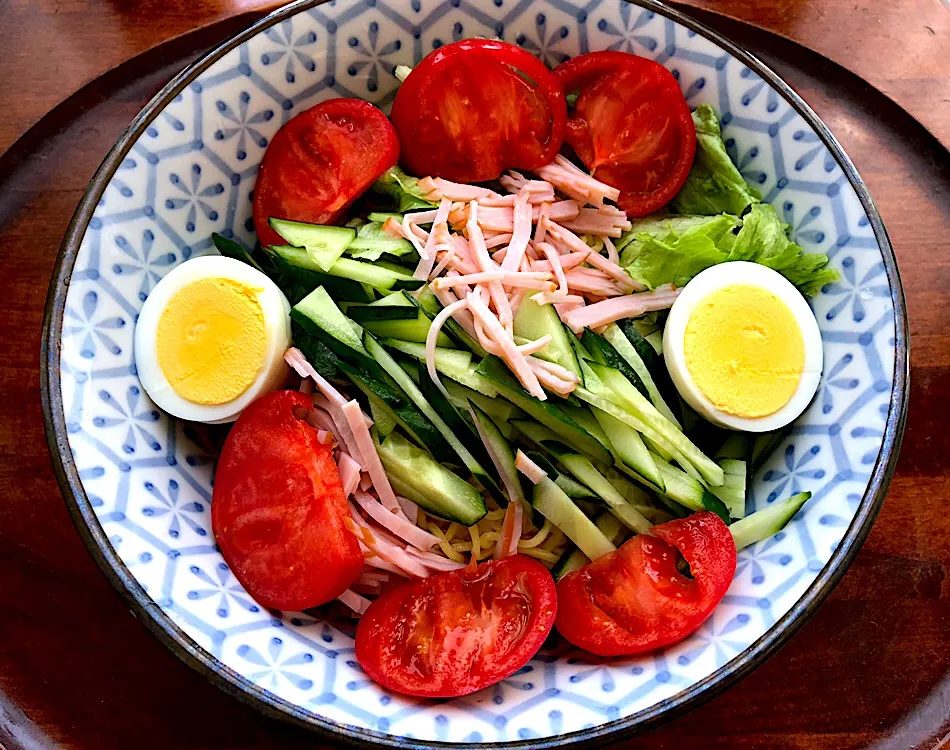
[47,0,904,745]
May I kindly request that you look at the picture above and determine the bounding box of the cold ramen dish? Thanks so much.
[132,40,838,698]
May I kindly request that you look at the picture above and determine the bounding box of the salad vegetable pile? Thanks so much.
[134,39,836,699]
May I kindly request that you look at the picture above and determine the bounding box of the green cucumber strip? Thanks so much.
[581,328,650,400]
[530,477,615,560]
[380,339,498,397]
[267,247,373,302]
[268,219,355,271]
[443,380,522,437]
[581,360,723,487]
[716,434,753,462]
[475,356,612,465]
[653,459,730,522]
[291,287,372,368]
[335,360,449,458]
[365,334,503,501]
[348,305,420,322]
[602,323,681,428]
[469,402,523,505]
[367,392,398,438]
[361,312,454,346]
[513,295,581,377]
[709,458,747,520]
[551,512,629,581]
[211,232,264,272]
[730,492,811,550]
[379,432,487,526]
[590,406,664,490]
[554,453,653,535]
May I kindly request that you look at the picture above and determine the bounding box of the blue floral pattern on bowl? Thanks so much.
[45,0,907,745]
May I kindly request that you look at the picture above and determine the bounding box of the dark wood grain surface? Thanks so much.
[1,2,949,749]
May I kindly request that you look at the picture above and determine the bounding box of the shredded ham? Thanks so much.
[337,589,372,615]
[515,450,548,484]
[341,400,400,512]
[359,473,373,491]
[432,270,554,291]
[561,207,632,237]
[337,452,361,497]
[406,548,468,571]
[562,287,682,333]
[468,290,545,400]
[535,155,620,208]
[396,495,419,525]
[500,191,533,271]
[353,490,438,550]
[413,198,452,279]
[537,241,568,295]
[425,298,469,399]
[419,176,499,202]
[603,235,619,265]
[347,510,430,578]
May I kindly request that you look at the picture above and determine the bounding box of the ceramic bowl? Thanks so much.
[41,0,909,746]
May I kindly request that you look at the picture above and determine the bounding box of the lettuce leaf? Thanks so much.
[671,105,761,216]
[619,205,839,295]
[371,166,437,212]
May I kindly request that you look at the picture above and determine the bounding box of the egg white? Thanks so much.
[663,262,823,433]
[134,255,291,424]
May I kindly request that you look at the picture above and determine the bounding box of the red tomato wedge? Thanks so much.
[554,51,696,216]
[355,555,557,697]
[211,390,363,611]
[253,98,399,247]
[391,39,566,183]
[556,512,736,656]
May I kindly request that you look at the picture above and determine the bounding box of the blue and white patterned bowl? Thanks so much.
[41,0,909,746]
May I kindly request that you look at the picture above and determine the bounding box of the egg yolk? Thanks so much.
[156,278,266,405]
[684,285,804,418]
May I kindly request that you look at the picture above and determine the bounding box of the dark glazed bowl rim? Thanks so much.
[40,0,909,747]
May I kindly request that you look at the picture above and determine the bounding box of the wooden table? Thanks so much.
[1,1,948,748]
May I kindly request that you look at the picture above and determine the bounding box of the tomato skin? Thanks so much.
[355,555,557,697]
[556,512,736,657]
[253,98,399,247]
[211,390,363,611]
[391,39,566,183]
[554,51,696,217]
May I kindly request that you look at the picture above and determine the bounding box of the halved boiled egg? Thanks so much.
[134,255,291,423]
[663,262,823,432]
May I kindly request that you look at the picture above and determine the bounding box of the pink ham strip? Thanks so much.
[468,290,545,400]
[348,509,430,578]
[402,213,427,257]
[604,236,619,265]
[419,176,499,202]
[426,298,469,399]
[455,200,578,233]
[341,400,400,513]
[298,379,313,395]
[430,240,458,278]
[357,540,406,576]
[500,191,533,271]
[396,496,419,525]
[357,570,390,586]
[414,198,453,279]
[530,356,581,383]
[359,473,373,491]
[301,405,334,432]
[561,207,632,237]
[285,348,347,409]
[507,501,524,557]
[353,490,439,550]
[337,589,372,615]
[528,361,576,396]
[536,241,568,295]
[496,500,524,559]
[432,285,479,341]
[517,334,552,356]
[530,250,591,272]
[484,232,513,249]
[531,290,585,306]
[433,271,554,290]
[535,156,620,208]
[316,429,334,446]
[337,452,362,497]
[515,450,548,484]
[533,202,551,244]
[406,548,468,571]
[467,203,513,332]
[565,268,626,297]
[562,287,682,333]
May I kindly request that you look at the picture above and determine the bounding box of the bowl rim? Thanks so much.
[40,0,910,746]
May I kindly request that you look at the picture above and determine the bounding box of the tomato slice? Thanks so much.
[355,555,557,697]
[211,390,363,611]
[253,98,399,247]
[556,512,736,656]
[554,51,696,216]
[391,39,566,183]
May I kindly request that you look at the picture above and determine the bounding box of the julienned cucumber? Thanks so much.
[590,406,664,490]
[553,452,653,535]
[268,219,355,271]
[730,492,811,550]
[361,311,454,345]
[709,458,747,520]
[291,287,372,367]
[551,513,628,581]
[268,249,373,302]
[530,477,616,560]
[268,242,423,292]
[380,339,498,397]
[469,402,524,505]
[581,360,723,487]
[475,356,612,465]
[364,333,505,504]
[377,432,487,526]
[602,322,681,428]
[513,295,581,377]
[581,328,649,401]
[653,459,730,522]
